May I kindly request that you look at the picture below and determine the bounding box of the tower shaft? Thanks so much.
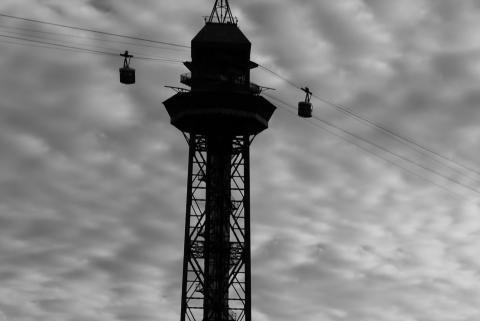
[180,134,251,321]
[204,135,232,320]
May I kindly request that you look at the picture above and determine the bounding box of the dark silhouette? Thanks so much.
[298,87,313,118]
[163,1,277,320]
[119,50,135,84]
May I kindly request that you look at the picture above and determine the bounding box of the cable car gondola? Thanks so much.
[119,51,135,84]
[298,87,313,118]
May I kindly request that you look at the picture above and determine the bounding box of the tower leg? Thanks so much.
[243,135,251,321]
[180,134,208,321]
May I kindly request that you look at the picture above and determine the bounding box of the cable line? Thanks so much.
[0,33,118,56]
[0,23,187,51]
[258,63,480,180]
[0,38,106,55]
[309,114,480,195]
[265,93,479,198]
[258,65,302,90]
[0,12,190,49]
[267,94,465,199]
[0,29,149,58]
[0,26,188,61]
[310,92,480,178]
[0,33,184,63]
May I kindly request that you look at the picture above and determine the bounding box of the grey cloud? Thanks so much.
[1,1,480,321]
[88,0,115,14]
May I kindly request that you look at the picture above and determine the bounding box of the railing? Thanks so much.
[181,72,262,95]
[180,72,192,86]
[249,83,261,95]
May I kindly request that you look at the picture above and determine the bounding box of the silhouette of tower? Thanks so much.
[163,1,276,321]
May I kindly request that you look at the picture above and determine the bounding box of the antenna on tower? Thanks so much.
[208,0,237,24]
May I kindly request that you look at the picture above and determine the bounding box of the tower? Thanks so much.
[163,1,276,321]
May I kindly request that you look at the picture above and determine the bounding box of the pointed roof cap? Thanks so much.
[193,22,250,47]
[208,0,237,24]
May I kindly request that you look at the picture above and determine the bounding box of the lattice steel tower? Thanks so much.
[163,1,276,321]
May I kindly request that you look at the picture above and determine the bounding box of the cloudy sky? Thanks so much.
[0,0,480,320]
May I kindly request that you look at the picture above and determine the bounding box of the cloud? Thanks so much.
[0,1,480,321]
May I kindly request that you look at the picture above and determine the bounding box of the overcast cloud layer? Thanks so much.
[0,1,480,321]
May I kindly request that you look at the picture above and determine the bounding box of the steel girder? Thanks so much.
[180,133,252,321]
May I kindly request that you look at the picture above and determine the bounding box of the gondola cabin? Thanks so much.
[298,101,312,118]
[298,86,313,118]
[120,66,135,84]
[119,51,135,85]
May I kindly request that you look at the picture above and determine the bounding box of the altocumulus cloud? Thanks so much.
[0,1,480,321]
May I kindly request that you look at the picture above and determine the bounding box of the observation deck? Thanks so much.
[164,90,275,135]
[163,21,276,136]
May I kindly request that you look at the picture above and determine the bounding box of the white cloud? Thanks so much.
[0,1,479,321]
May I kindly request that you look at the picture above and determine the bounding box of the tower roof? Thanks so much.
[192,22,250,46]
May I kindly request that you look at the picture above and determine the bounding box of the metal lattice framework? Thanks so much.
[208,0,236,24]
[180,133,252,321]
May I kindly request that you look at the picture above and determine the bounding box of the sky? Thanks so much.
[0,0,480,320]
